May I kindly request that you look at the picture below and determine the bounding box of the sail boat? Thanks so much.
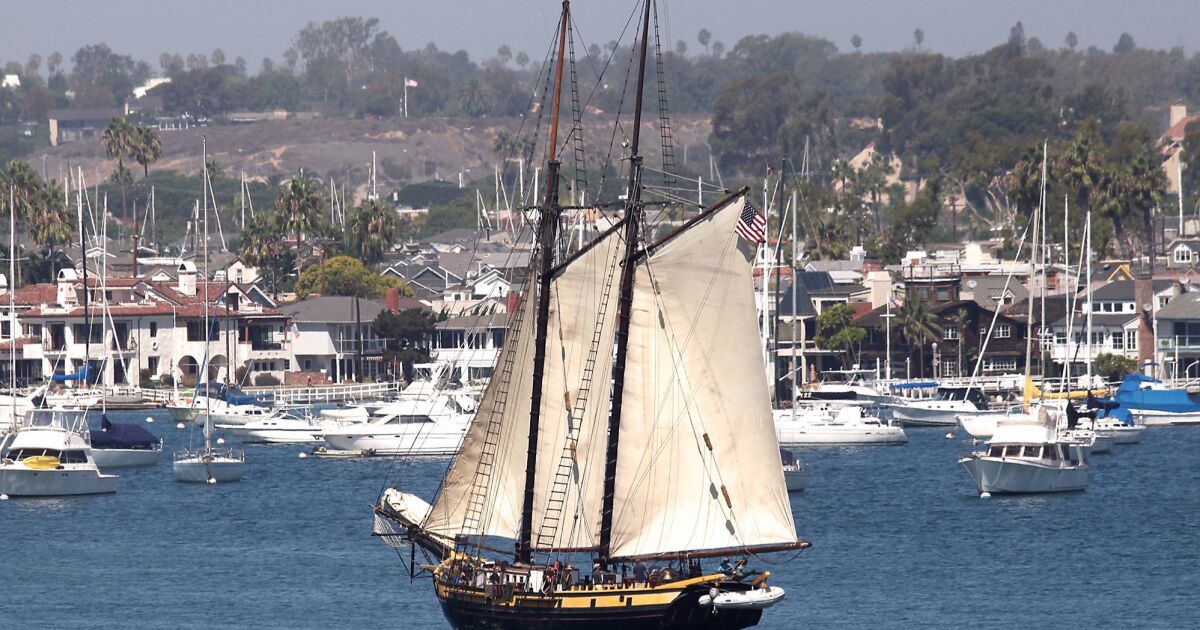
[174,137,245,483]
[373,2,805,627]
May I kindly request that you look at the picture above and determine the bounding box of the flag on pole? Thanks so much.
[735,200,767,243]
[405,78,419,87]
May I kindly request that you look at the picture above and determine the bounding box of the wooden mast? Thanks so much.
[599,0,653,566]
[517,0,570,564]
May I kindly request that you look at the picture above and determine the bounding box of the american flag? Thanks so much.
[735,200,766,243]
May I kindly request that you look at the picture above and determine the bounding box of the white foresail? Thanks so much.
[423,286,537,541]
[531,228,623,549]
[610,197,798,558]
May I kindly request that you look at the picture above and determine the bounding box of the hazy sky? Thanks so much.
[5,0,1200,71]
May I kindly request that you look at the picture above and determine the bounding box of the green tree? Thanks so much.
[1094,352,1137,381]
[897,294,942,378]
[346,198,398,265]
[814,303,866,368]
[294,255,408,299]
[101,116,136,220]
[374,307,436,381]
[238,211,294,298]
[274,174,328,274]
[130,125,163,178]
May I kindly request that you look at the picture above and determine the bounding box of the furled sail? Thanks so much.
[610,196,797,559]
[423,286,538,541]
[530,227,623,550]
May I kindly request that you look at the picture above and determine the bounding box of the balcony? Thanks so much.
[1158,335,1200,352]
[335,338,387,354]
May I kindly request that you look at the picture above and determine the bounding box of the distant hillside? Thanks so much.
[26,114,714,195]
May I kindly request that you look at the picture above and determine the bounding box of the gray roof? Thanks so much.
[279,296,387,323]
[1157,290,1200,321]
[48,108,122,122]
[1049,313,1137,329]
[962,275,1029,310]
[437,313,511,330]
[1091,279,1174,301]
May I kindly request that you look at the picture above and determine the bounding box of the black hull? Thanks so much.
[438,583,763,630]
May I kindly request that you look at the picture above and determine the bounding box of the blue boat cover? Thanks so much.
[52,365,93,382]
[1108,373,1200,413]
[890,381,938,390]
[90,421,158,449]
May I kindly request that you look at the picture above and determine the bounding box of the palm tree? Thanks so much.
[898,294,942,378]
[30,180,74,281]
[459,77,491,117]
[274,174,327,274]
[101,116,136,220]
[347,198,398,265]
[130,126,163,178]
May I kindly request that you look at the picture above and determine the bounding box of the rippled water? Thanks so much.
[2,410,1197,628]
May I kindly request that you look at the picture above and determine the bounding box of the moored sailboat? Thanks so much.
[373,4,805,627]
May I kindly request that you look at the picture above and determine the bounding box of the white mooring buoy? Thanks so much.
[0,493,9,500]
[207,478,217,485]
[944,432,955,440]
[298,452,309,459]
[176,422,186,430]
[980,492,992,499]
[216,437,225,445]
[145,417,155,423]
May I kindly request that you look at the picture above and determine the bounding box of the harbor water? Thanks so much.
[3,409,1198,628]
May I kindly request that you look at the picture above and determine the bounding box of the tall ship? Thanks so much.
[373,2,806,627]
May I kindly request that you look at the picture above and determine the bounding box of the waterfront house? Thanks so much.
[279,296,390,382]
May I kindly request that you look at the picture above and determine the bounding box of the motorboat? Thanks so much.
[89,416,163,468]
[321,395,473,455]
[774,404,908,446]
[959,408,1088,495]
[1105,373,1200,426]
[698,584,786,611]
[780,449,809,492]
[890,386,990,427]
[793,369,895,406]
[217,410,324,444]
[0,408,118,496]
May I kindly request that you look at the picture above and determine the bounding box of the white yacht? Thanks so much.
[794,370,895,406]
[217,410,324,444]
[89,417,163,468]
[780,449,809,492]
[320,395,473,455]
[891,387,990,427]
[959,409,1087,496]
[774,404,908,446]
[0,408,119,496]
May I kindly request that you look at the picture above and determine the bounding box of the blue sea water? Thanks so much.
[2,409,1198,629]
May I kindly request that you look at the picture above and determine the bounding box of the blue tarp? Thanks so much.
[1108,373,1200,414]
[52,365,92,382]
[890,381,938,390]
[90,420,158,449]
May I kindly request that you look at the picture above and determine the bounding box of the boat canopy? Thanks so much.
[90,422,158,449]
[1110,373,1200,413]
[195,382,264,406]
[51,365,93,382]
[935,387,989,407]
[889,381,937,390]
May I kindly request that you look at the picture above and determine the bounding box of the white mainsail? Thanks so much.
[611,197,797,559]
[531,228,623,550]
[424,287,537,541]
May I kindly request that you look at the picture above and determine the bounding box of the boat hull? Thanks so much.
[0,467,118,496]
[783,464,808,492]
[322,430,466,455]
[437,581,763,630]
[1129,409,1200,427]
[776,425,907,446]
[167,405,194,422]
[173,456,245,482]
[890,402,976,427]
[1109,426,1144,444]
[91,447,162,468]
[959,456,1087,494]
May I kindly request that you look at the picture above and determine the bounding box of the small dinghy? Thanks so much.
[698,585,786,610]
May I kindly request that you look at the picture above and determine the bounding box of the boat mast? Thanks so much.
[78,167,91,389]
[8,184,14,413]
[203,135,213,456]
[516,0,570,565]
[599,0,653,566]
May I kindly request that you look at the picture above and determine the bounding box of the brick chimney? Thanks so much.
[1135,272,1155,370]
[385,286,400,312]
[506,290,520,314]
[177,261,197,297]
[1170,102,1188,129]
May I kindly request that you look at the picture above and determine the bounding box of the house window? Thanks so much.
[943,325,959,340]
[1159,296,1170,309]
[1125,330,1137,352]
[304,359,312,370]
[936,287,950,301]
[1175,247,1193,264]
[985,357,1018,372]
[995,324,1011,339]
[149,321,158,338]
[940,359,958,377]
[1111,333,1123,351]
[148,356,159,374]
[0,321,9,340]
